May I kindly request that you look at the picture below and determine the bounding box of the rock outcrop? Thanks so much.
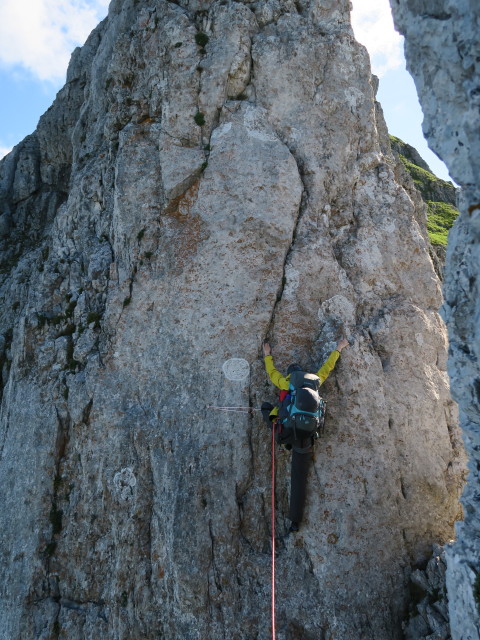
[389,1,480,638]
[0,1,466,638]
[389,135,459,277]
[403,545,451,640]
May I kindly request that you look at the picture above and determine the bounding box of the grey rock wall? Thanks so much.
[0,1,466,638]
[389,1,480,638]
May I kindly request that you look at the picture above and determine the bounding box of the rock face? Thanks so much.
[389,1,480,638]
[0,1,466,638]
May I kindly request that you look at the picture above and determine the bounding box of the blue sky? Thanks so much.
[350,0,453,183]
[0,0,454,183]
[0,0,109,157]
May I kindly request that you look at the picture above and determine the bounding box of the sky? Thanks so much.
[0,0,109,158]
[0,0,454,183]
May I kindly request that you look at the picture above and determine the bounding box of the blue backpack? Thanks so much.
[279,371,326,441]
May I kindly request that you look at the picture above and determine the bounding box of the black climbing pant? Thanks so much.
[261,402,313,526]
[289,442,313,524]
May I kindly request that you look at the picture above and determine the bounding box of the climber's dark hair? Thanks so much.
[287,363,302,375]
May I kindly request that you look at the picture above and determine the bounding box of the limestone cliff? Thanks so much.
[0,1,465,638]
[389,1,480,638]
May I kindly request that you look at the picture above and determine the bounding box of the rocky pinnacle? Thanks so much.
[0,1,466,638]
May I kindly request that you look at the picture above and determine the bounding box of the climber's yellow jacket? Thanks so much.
[264,350,340,390]
[264,350,341,416]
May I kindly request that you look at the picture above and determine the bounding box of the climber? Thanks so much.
[261,338,349,533]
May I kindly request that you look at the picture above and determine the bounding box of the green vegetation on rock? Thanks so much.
[426,201,459,246]
[195,33,209,47]
[194,111,205,126]
[390,135,459,247]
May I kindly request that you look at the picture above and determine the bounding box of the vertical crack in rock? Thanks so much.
[265,166,306,342]
[207,519,227,638]
[42,404,72,628]
[0,401,12,460]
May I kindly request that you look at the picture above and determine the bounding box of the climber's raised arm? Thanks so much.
[263,342,290,391]
[316,338,349,384]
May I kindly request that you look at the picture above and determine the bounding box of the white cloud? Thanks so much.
[0,146,13,160]
[0,0,401,83]
[350,0,404,77]
[0,0,109,83]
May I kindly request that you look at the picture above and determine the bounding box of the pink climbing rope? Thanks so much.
[271,423,276,640]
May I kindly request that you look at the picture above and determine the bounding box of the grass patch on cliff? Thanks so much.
[195,32,209,47]
[391,136,460,247]
[398,155,442,192]
[194,112,205,126]
[426,201,459,246]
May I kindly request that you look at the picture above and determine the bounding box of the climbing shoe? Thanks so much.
[289,521,299,533]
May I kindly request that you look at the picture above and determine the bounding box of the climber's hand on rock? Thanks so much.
[263,342,272,356]
[336,338,349,352]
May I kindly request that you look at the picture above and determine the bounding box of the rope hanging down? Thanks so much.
[271,423,276,640]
